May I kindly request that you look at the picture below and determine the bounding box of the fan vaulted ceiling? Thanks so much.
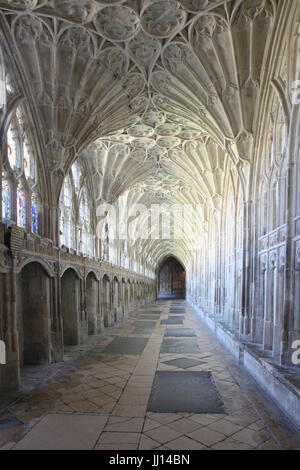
[0,0,278,267]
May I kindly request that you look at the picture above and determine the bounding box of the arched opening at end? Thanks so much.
[86,271,99,336]
[102,274,111,328]
[61,268,80,347]
[157,256,186,300]
[17,262,51,366]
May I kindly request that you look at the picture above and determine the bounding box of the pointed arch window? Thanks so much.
[17,182,26,228]
[78,188,91,256]
[2,177,11,220]
[7,125,18,170]
[31,194,38,234]
[2,106,40,230]
[60,175,73,249]
[72,162,81,192]
[24,139,35,182]
[60,161,95,258]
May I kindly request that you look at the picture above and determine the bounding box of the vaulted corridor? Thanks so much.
[0,300,299,450]
[0,0,300,452]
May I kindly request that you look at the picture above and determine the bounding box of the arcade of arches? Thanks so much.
[0,0,300,450]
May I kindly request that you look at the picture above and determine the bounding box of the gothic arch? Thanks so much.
[158,256,186,299]
[61,268,81,347]
[17,262,52,367]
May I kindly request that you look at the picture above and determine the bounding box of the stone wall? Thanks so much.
[0,224,156,393]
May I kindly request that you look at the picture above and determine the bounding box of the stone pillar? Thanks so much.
[1,269,20,392]
[263,253,277,350]
[240,200,252,336]
[49,205,59,246]
[280,107,299,364]
[79,277,88,344]
[51,268,64,362]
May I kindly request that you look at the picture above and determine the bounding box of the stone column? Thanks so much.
[52,266,64,362]
[280,107,299,364]
[10,260,19,362]
[2,267,20,392]
[240,200,252,336]
[80,277,88,344]
[263,253,276,350]
[49,205,59,246]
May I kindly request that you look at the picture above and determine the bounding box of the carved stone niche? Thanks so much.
[259,236,268,252]
[260,253,267,272]
[279,246,286,272]
[279,227,286,244]
[269,251,277,270]
[269,231,278,248]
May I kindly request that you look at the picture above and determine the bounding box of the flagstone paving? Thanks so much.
[0,300,300,450]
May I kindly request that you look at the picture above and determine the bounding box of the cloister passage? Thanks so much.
[1,0,300,452]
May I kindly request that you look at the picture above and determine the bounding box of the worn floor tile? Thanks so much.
[1,300,299,451]
[13,414,108,450]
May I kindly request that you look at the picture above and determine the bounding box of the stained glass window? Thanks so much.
[7,126,17,170]
[2,178,10,220]
[31,195,38,234]
[17,183,26,228]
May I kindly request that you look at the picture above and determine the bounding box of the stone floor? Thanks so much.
[1,300,300,450]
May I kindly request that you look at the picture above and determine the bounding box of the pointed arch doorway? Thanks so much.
[157,256,186,299]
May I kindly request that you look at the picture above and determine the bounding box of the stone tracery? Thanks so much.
[0,0,299,430]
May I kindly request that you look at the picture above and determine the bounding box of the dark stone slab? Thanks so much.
[132,321,157,336]
[102,337,149,355]
[133,321,157,329]
[168,315,185,321]
[147,371,226,414]
[131,329,152,336]
[142,310,162,314]
[162,357,204,369]
[165,328,196,338]
[160,338,200,354]
[139,314,161,320]
[161,318,183,325]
